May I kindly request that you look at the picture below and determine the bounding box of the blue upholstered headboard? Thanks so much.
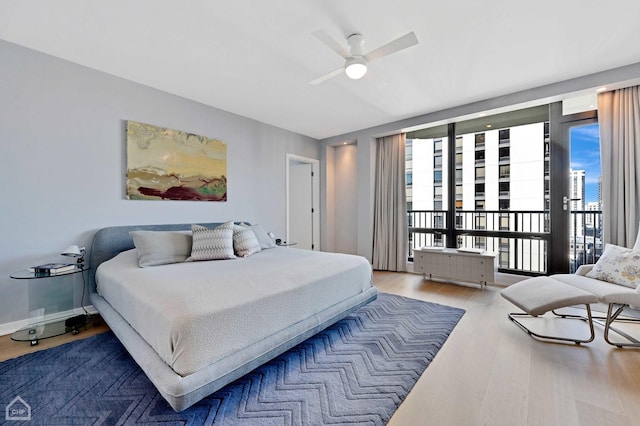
[88,222,225,293]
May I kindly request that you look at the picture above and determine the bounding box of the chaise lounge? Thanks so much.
[501,242,640,347]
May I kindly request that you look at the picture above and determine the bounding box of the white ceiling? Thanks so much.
[2,1,640,140]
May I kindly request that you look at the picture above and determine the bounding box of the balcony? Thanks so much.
[408,209,602,276]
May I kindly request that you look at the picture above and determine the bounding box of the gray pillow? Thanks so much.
[187,222,236,261]
[129,231,192,267]
[233,225,262,257]
[246,223,276,249]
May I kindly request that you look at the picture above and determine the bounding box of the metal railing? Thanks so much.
[408,209,602,275]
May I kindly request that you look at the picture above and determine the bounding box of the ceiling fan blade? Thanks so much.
[312,30,350,59]
[309,67,344,85]
[365,32,418,62]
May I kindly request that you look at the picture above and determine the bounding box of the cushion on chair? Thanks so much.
[551,273,640,306]
[585,244,640,289]
[501,277,598,316]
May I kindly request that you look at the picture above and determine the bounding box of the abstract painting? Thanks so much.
[126,121,227,201]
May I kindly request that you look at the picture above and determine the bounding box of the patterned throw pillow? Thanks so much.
[186,222,235,261]
[233,225,261,257]
[586,243,640,289]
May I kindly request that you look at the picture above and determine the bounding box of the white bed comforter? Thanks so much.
[96,247,372,376]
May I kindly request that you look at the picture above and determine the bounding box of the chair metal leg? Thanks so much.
[507,304,595,345]
[603,304,640,348]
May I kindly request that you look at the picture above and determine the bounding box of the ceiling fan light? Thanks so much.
[345,58,367,79]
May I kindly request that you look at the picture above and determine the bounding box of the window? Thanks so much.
[499,199,510,210]
[475,200,485,210]
[455,137,463,151]
[499,165,510,179]
[406,172,413,186]
[475,183,485,196]
[455,168,463,182]
[434,139,443,152]
[475,215,486,230]
[434,155,443,168]
[455,200,463,209]
[474,236,486,249]
[455,184,463,196]
[434,186,443,197]
[499,216,510,230]
[433,216,444,228]
[455,215,463,227]
[434,201,443,210]
[499,129,510,143]
[475,133,485,147]
[475,167,485,180]
[475,150,485,162]
[499,147,510,161]
[434,170,442,183]
[499,181,510,196]
[455,153,463,166]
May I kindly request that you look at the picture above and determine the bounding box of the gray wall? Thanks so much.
[0,40,318,327]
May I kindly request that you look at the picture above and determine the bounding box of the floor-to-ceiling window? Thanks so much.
[406,103,601,275]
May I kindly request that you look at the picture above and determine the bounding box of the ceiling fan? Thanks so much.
[310,30,418,85]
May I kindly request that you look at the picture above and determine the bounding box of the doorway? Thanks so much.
[548,103,599,274]
[286,154,319,250]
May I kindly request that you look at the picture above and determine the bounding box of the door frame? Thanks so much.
[285,154,320,250]
[548,103,598,274]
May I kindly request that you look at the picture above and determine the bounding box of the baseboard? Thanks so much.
[0,305,98,337]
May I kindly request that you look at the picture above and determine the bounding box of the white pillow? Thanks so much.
[233,225,261,257]
[586,243,640,289]
[187,222,235,261]
[244,223,276,249]
[129,231,192,267]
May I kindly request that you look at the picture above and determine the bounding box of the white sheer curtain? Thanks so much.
[598,85,640,246]
[373,133,408,271]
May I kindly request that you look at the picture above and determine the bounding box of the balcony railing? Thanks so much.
[408,209,602,276]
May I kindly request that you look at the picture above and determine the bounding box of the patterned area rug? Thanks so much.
[0,293,464,425]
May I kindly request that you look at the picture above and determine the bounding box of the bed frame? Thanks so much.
[88,222,378,411]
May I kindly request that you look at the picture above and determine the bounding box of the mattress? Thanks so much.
[96,247,373,377]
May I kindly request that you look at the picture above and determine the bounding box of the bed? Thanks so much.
[88,222,378,411]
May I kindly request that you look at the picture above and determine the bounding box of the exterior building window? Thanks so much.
[455,184,463,198]
[434,155,442,168]
[475,183,485,196]
[475,150,485,162]
[499,147,510,161]
[475,215,486,230]
[434,186,443,197]
[499,199,510,210]
[434,170,442,183]
[475,133,485,148]
[475,200,485,210]
[455,153,463,166]
[455,137,463,151]
[434,139,443,152]
[499,129,510,143]
[499,165,510,179]
[455,200,463,209]
[434,201,443,210]
[455,168,463,182]
[406,172,413,186]
[475,167,485,180]
[499,216,510,230]
[499,181,510,196]
[474,236,486,249]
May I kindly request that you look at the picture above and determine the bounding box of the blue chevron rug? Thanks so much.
[0,293,464,425]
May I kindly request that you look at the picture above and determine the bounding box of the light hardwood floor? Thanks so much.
[1,272,639,425]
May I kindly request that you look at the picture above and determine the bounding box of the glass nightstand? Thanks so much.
[10,266,90,346]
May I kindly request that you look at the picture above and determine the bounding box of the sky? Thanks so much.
[570,123,601,204]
